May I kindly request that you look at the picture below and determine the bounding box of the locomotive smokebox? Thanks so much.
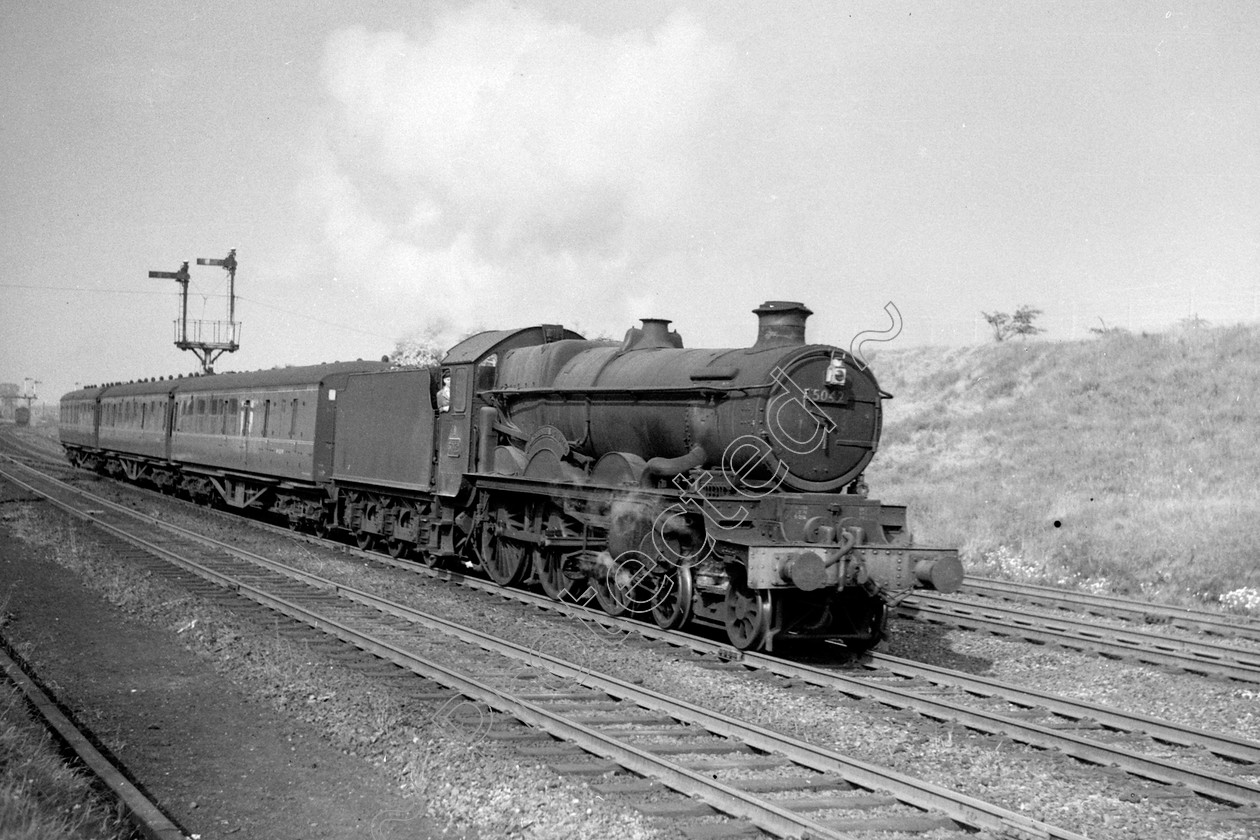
[753,301,813,348]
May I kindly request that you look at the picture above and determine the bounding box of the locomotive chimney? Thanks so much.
[752,301,813,348]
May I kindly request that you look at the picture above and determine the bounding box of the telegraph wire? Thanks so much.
[0,284,389,340]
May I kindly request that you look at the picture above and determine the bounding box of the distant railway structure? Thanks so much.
[148,249,240,374]
[1,379,39,425]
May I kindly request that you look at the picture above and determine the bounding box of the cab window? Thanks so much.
[449,367,469,414]
[476,354,498,391]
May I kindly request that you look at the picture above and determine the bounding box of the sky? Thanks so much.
[2,0,1257,402]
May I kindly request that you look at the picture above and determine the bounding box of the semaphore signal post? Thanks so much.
[148,249,241,374]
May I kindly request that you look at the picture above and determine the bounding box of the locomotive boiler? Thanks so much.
[491,301,879,492]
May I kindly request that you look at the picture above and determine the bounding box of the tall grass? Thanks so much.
[866,323,1260,610]
[0,684,131,840]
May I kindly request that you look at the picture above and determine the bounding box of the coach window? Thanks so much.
[261,399,271,438]
[289,398,300,437]
[140,402,147,429]
[240,400,252,436]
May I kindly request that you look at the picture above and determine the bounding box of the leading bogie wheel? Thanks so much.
[650,562,694,630]
[724,574,772,650]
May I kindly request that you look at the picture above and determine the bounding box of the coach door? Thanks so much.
[434,364,472,497]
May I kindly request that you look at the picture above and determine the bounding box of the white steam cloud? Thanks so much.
[307,2,732,340]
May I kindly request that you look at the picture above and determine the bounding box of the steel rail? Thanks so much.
[32,457,1255,807]
[899,596,1260,684]
[860,652,1260,766]
[961,576,1260,642]
[0,431,66,467]
[0,463,847,839]
[458,581,1260,802]
[723,659,1260,805]
[351,560,1260,771]
[0,644,188,840]
[90,466,1257,798]
[386,569,1260,795]
[15,456,1259,788]
[0,459,1090,840]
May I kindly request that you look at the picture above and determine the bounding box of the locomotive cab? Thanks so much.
[433,324,583,497]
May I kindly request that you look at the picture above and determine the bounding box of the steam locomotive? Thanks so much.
[59,301,961,651]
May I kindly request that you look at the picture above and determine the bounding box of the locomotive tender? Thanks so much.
[59,301,961,651]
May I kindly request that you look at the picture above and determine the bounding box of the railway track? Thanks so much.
[393,567,1260,807]
[960,575,1260,643]
[2,457,1103,840]
[8,457,1260,836]
[898,594,1260,684]
[0,426,67,467]
[0,642,187,840]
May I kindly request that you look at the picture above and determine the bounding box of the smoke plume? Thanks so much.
[307,2,732,340]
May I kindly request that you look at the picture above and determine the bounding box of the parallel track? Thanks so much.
[414,572,1260,807]
[1,458,1096,840]
[899,594,1260,684]
[961,576,1260,642]
[8,458,1260,829]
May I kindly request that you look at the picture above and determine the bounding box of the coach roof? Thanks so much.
[169,361,392,395]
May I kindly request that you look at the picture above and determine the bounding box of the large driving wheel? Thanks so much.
[534,549,576,600]
[591,553,640,617]
[480,528,530,586]
[724,572,772,650]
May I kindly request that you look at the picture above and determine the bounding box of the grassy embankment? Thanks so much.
[866,323,1260,612]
